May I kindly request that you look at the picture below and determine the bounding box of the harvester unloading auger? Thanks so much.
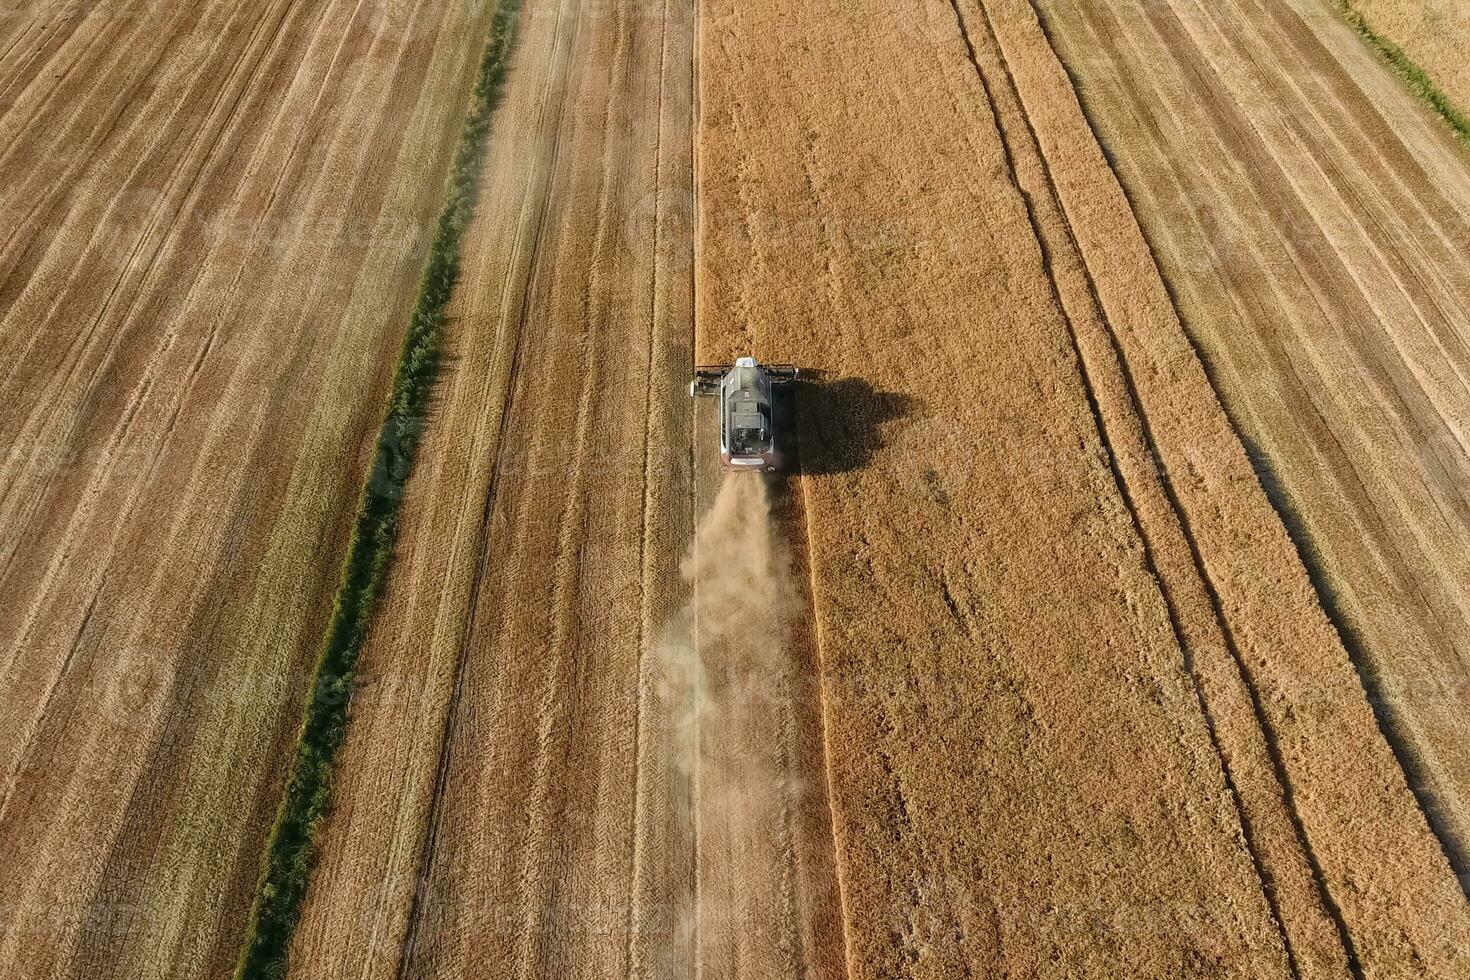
[689,357,799,472]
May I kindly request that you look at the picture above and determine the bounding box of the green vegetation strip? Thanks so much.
[233,5,518,977]
[1332,0,1470,145]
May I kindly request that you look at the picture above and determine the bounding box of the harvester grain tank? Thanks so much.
[689,357,798,472]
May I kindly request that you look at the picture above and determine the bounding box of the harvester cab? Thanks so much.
[689,356,799,472]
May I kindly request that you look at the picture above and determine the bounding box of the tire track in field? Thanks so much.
[1019,0,1470,972]
[0,5,60,76]
[1046,0,1470,905]
[0,0,314,793]
[699,2,1282,970]
[0,4,165,151]
[391,3,687,975]
[0,0,260,271]
[953,2,1371,975]
[1169,0,1470,477]
[1162,0,1470,887]
[978,37,1360,974]
[0,0,314,541]
[1087,0,1470,787]
[80,7,488,974]
[1047,0,1422,662]
[0,0,369,785]
[507,10,621,958]
[944,2,1313,973]
[0,0,289,430]
[0,0,311,537]
[1212,0,1470,562]
[625,0,672,967]
[696,0,1469,974]
[292,0,841,973]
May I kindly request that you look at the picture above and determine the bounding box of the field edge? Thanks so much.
[1329,0,1470,145]
[229,4,520,976]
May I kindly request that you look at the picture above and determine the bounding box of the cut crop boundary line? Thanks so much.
[1329,0,1470,146]
[231,3,520,977]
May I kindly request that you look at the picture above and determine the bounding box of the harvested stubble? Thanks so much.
[282,0,721,976]
[0,0,495,975]
[283,0,849,975]
[234,4,518,978]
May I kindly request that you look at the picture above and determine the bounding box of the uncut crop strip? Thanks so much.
[232,5,519,977]
[697,0,1470,975]
[700,2,1287,973]
[979,0,1470,969]
[947,0,1356,972]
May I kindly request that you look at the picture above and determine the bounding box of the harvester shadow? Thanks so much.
[785,375,918,476]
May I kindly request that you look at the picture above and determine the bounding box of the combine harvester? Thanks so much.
[690,357,798,472]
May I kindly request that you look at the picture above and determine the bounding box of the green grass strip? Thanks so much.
[233,4,518,977]
[1331,0,1470,145]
